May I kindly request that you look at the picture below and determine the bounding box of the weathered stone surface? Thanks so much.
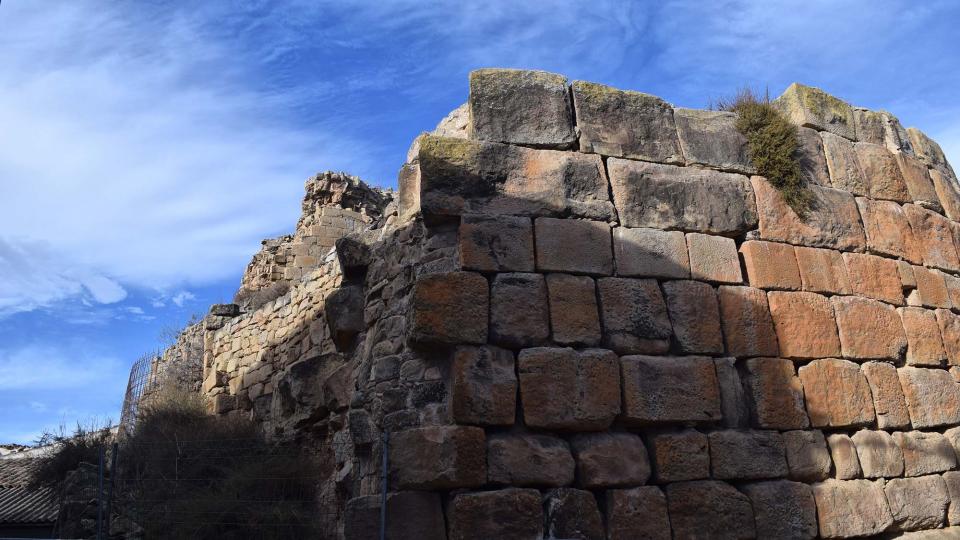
[606,487,671,540]
[709,430,788,480]
[898,366,960,428]
[943,272,960,311]
[597,278,672,355]
[842,253,906,305]
[662,280,723,354]
[784,429,832,482]
[543,488,604,540]
[715,357,749,428]
[325,285,365,350]
[417,135,615,220]
[451,346,516,426]
[613,227,689,279]
[777,83,856,139]
[674,108,753,173]
[545,273,601,346]
[855,142,912,202]
[390,426,486,489]
[797,126,832,185]
[620,355,722,425]
[459,214,534,272]
[899,307,947,366]
[344,492,446,540]
[900,259,919,288]
[856,197,922,263]
[795,246,851,294]
[742,357,809,429]
[936,309,960,366]
[893,431,957,477]
[931,167,960,221]
[686,233,743,284]
[913,266,952,309]
[861,361,911,430]
[812,479,894,538]
[827,433,862,480]
[944,471,960,526]
[947,428,960,462]
[897,152,942,211]
[718,286,780,358]
[905,204,960,272]
[740,240,801,290]
[799,359,875,428]
[649,430,710,483]
[447,488,543,540]
[666,480,756,540]
[752,175,866,250]
[608,159,757,234]
[569,432,650,488]
[768,291,841,359]
[833,296,907,360]
[852,429,905,478]
[409,271,488,345]
[885,475,950,531]
[741,480,818,539]
[468,68,575,147]
[822,131,867,194]
[487,433,574,487]
[518,347,620,430]
[535,218,613,276]
[572,80,683,163]
[490,273,549,348]
[853,109,908,152]
[908,127,953,171]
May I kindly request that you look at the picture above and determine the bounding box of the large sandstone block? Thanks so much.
[545,273,601,346]
[742,357,809,430]
[597,277,672,354]
[715,357,750,427]
[784,430,832,482]
[344,491,445,540]
[740,240,801,290]
[569,432,650,488]
[605,487,671,540]
[795,246,851,294]
[797,126,832,185]
[489,273,549,348]
[458,214,534,272]
[543,488,604,540]
[898,366,960,428]
[822,131,867,195]
[944,471,960,526]
[741,480,818,539]
[893,431,957,477]
[468,68,575,147]
[709,429,788,480]
[751,176,866,251]
[518,347,620,430]
[409,271,488,345]
[649,430,710,483]
[897,152,942,211]
[854,141,912,202]
[885,475,950,531]
[856,197,922,263]
[447,488,543,540]
[861,361,912,430]
[913,266,952,309]
[942,272,960,310]
[487,433,574,487]
[812,479,894,538]
[686,233,743,284]
[451,346,517,426]
[931,168,960,221]
[608,159,758,234]
[905,204,960,272]
[798,359,875,428]
[777,83,856,140]
[852,429,905,478]
[666,480,756,540]
[620,355,722,425]
[674,108,754,173]
[826,433,863,480]
[853,109,911,153]
[390,426,486,489]
[417,135,616,220]
[899,307,948,366]
[613,227,690,279]
[535,217,613,276]
[718,286,779,357]
[572,80,683,163]
[833,296,907,360]
[936,309,960,366]
[842,253,905,305]
[662,280,723,354]
[768,291,841,359]
[908,127,953,171]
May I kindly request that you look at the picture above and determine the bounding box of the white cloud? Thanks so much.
[171,291,196,307]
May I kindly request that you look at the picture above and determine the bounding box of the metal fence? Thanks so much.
[118,352,160,436]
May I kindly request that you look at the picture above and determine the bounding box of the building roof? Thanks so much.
[0,459,58,525]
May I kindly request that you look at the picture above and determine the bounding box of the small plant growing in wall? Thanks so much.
[716,89,813,216]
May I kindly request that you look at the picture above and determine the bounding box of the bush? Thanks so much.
[716,89,813,216]
[29,420,114,490]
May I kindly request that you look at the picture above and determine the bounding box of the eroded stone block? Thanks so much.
[535,218,613,276]
[569,432,650,488]
[741,480,818,539]
[884,475,949,531]
[777,83,856,140]
[543,488,604,540]
[447,488,543,540]
[893,431,957,477]
[898,366,960,428]
[718,286,780,358]
[666,480,756,540]
[546,273,601,346]
[832,296,907,360]
[905,203,960,272]
[518,347,620,430]
[390,426,486,490]
[606,487,671,540]
[799,359,875,428]
[489,273,549,348]
[913,265,952,309]
[856,197,922,263]
[811,479,894,538]
[715,357,749,428]
[842,252,905,305]
[487,433,574,487]
[620,355,721,425]
[899,307,947,367]
[854,141,911,202]
[597,277,672,355]
[468,68,575,147]
[768,291,841,359]
[409,271,488,345]
[662,280,723,354]
[709,430,788,480]
[740,240,801,290]
[822,131,867,194]
[649,430,710,483]
[936,309,960,366]
[852,429,904,478]
[861,361,911,430]
[686,233,743,284]
[784,429,832,482]
[742,357,809,430]
[459,214,534,272]
[613,227,689,279]
[795,246,851,294]
[826,433,862,480]
[674,108,753,173]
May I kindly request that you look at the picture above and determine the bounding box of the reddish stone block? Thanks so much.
[854,141,911,202]
[545,273,601,346]
[811,479,894,538]
[409,271,488,345]
[686,233,742,284]
[896,152,942,211]
[487,433,574,487]
[715,357,750,427]
[717,286,780,358]
[861,361,911,430]
[884,475,950,531]
[469,68,575,147]
[597,277,671,355]
[459,214,534,272]
[898,307,947,366]
[833,296,907,360]
[620,355,721,425]
[709,430,788,480]
[936,308,960,366]
[783,430,831,482]
[489,273,549,348]
[390,426,486,490]
[798,359,875,428]
[842,252,905,305]
[892,431,957,476]
[447,488,543,540]
[535,217,613,275]
[649,430,710,483]
[795,246,851,294]
[913,265,952,309]
[451,346,516,426]
[905,203,960,272]
[739,240,801,290]
[605,487,671,540]
[855,197,922,263]
[741,480,818,539]
[742,357,809,430]
[931,167,960,221]
[666,481,756,540]
[569,432,650,488]
[543,489,604,540]
[662,280,723,354]
[898,366,960,428]
[852,429,904,478]
[767,291,841,359]
[826,433,862,480]
[613,227,689,279]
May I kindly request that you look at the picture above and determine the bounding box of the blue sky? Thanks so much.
[2,1,960,444]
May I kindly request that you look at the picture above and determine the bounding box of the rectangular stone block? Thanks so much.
[518,347,620,431]
[545,273,601,346]
[741,480,818,539]
[898,366,960,428]
[931,167,960,221]
[666,481,756,540]
[913,265,952,309]
[649,430,710,483]
[833,296,907,360]
[543,488,604,540]
[572,80,683,163]
[784,429,832,482]
[884,475,950,531]
[740,240,801,290]
[936,309,960,366]
[826,433,862,480]
[344,491,446,540]
[709,429,788,480]
[842,252,905,305]
[569,432,650,488]
[613,227,689,279]
[861,361,911,430]
[944,471,960,526]
[605,487,671,540]
[390,426,486,490]
[742,357,810,430]
[662,280,723,354]
[768,291,841,359]
[751,175,866,251]
[487,433,574,487]
[686,233,743,284]
[798,359,875,428]
[943,272,960,310]
[447,488,542,540]
[852,429,904,478]
[608,158,758,234]
[795,246,851,294]
[459,214,534,272]
[897,151,942,211]
[597,277,672,355]
[674,108,753,173]
[797,126,831,185]
[853,109,908,152]
[811,479,894,538]
[908,127,953,171]
[893,431,957,477]
[715,357,750,428]
[822,131,867,195]
[620,355,722,425]
[899,307,947,367]
[905,203,960,272]
[490,273,549,348]
[777,83,856,140]
[854,141,911,202]
[535,217,613,275]
[451,346,517,426]
[855,197,922,263]
[409,271,488,345]
[718,286,780,358]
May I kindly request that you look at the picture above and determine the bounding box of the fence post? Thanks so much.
[379,430,389,540]
[96,445,104,540]
[105,442,119,536]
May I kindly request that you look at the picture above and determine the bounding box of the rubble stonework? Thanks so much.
[153,69,960,538]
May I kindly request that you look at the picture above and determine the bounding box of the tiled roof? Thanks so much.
[0,459,58,524]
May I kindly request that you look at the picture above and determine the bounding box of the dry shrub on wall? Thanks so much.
[716,89,813,216]
[29,420,114,490]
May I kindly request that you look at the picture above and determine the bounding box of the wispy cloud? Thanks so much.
[0,344,123,391]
